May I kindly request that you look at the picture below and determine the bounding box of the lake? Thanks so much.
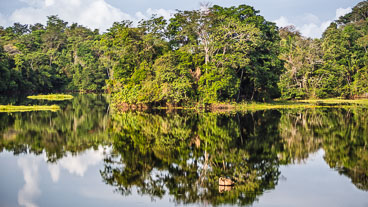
[0,94,367,207]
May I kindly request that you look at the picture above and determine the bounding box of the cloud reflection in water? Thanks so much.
[17,156,41,207]
[47,146,107,183]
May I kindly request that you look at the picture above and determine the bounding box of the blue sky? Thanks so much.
[0,0,362,38]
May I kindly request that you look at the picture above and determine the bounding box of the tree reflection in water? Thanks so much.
[102,111,283,206]
[0,94,111,162]
[1,97,368,205]
[103,108,368,205]
[279,108,368,191]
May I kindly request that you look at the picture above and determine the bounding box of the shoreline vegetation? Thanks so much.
[0,104,60,112]
[113,98,368,112]
[27,94,73,101]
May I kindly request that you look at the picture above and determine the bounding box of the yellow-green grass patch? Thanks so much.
[27,94,73,101]
[0,105,60,112]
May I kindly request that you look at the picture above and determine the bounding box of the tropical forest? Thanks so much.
[0,1,366,105]
[0,1,368,207]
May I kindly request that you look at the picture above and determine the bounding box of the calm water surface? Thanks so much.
[0,94,367,207]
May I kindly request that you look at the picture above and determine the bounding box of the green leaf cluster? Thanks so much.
[279,1,368,99]
[0,16,107,93]
[98,5,282,106]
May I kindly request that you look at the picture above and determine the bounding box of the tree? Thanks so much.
[166,5,282,103]
[337,1,368,24]
[278,26,323,99]
[278,0,368,99]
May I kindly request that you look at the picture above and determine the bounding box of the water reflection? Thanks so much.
[0,96,368,206]
[102,111,283,205]
[0,94,111,162]
[18,155,41,207]
[279,108,368,191]
[103,108,368,205]
[47,146,107,181]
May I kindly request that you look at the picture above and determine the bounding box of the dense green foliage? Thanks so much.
[102,5,282,105]
[279,1,368,99]
[0,5,282,104]
[0,16,107,93]
[1,1,368,102]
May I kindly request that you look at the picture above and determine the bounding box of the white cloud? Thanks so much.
[274,16,293,28]
[44,0,55,7]
[275,15,331,38]
[3,0,174,32]
[135,11,148,21]
[10,7,48,27]
[274,7,348,38]
[134,8,175,23]
[335,7,352,20]
[299,20,331,39]
[77,0,132,31]
[8,0,132,32]
[275,16,325,37]
[146,8,174,20]
[18,156,42,207]
[302,13,320,24]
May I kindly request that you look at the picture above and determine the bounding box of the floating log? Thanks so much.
[219,177,234,186]
[219,185,233,193]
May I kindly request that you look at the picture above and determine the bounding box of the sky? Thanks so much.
[0,0,363,38]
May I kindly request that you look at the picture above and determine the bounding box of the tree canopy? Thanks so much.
[278,1,368,99]
[1,1,368,103]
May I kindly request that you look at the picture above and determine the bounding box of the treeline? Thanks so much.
[99,5,282,105]
[279,1,368,99]
[0,16,106,93]
[0,1,368,103]
[0,5,282,103]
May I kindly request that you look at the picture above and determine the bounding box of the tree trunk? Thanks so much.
[237,69,244,102]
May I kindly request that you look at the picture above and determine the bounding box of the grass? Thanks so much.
[233,99,368,111]
[0,105,60,112]
[117,101,338,112]
[234,102,321,111]
[27,94,73,101]
[296,98,368,104]
[201,99,368,111]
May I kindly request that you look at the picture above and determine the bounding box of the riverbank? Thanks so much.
[234,98,368,111]
[113,98,368,112]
